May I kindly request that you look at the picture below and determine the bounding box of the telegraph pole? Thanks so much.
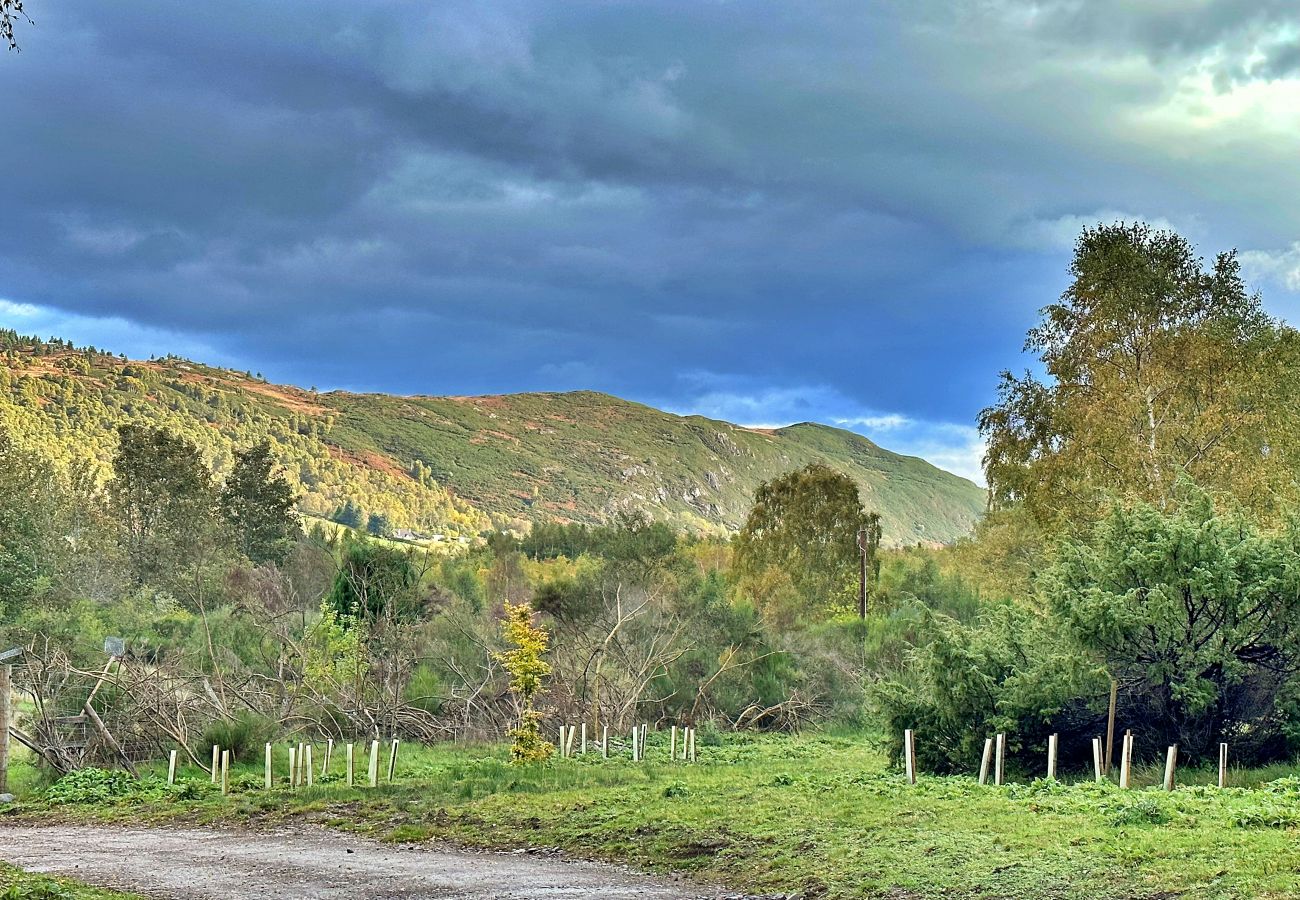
[856,527,868,620]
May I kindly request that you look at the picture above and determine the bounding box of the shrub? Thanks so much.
[200,711,276,761]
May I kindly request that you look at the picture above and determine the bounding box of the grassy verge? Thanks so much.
[0,863,141,900]
[9,732,1300,898]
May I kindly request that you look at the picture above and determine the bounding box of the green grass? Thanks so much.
[0,863,142,900]
[13,732,1300,898]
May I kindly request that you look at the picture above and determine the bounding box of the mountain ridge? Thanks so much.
[0,332,986,544]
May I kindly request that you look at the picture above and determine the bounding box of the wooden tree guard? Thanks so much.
[1119,732,1133,789]
[671,726,677,761]
[368,739,380,786]
[211,745,220,784]
[1218,742,1229,789]
[1047,734,1058,780]
[1163,745,1178,791]
[168,749,179,786]
[994,733,1006,786]
[580,724,587,755]
[1091,737,1103,782]
[601,726,609,759]
[264,744,273,789]
[221,750,231,795]
[288,747,297,789]
[346,743,355,787]
[978,737,993,785]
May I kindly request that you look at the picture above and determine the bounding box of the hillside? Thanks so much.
[0,333,986,543]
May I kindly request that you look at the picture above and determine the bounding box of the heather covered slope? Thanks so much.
[0,334,984,542]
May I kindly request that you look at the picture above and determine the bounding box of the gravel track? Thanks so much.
[0,824,744,899]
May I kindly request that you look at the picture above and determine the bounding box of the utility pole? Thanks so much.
[857,527,868,620]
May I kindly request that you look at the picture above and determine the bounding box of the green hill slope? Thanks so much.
[0,333,985,543]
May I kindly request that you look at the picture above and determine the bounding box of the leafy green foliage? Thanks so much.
[734,463,875,617]
[981,221,1300,529]
[324,536,422,623]
[109,424,222,588]
[496,601,554,764]
[220,441,299,565]
[1045,490,1300,761]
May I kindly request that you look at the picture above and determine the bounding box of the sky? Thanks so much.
[5,1,1300,485]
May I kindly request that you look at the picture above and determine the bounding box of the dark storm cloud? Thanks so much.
[4,1,1300,481]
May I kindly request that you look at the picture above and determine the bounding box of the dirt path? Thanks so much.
[0,825,748,899]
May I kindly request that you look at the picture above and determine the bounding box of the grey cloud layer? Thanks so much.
[3,0,1299,449]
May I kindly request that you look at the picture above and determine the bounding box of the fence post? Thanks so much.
[994,733,1006,786]
[0,665,10,796]
[1163,745,1178,791]
[978,737,993,785]
[1047,734,1058,780]
[1104,678,1117,775]
[1218,743,1228,789]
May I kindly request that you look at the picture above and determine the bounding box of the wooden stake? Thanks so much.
[978,737,993,785]
[994,733,1005,786]
[1091,737,1103,783]
[1163,745,1178,791]
[689,728,697,763]
[388,739,399,782]
[368,739,380,787]
[1119,732,1133,789]
[221,750,230,795]
[1104,678,1117,775]
[211,744,220,783]
[0,665,11,796]
[288,747,297,789]
[168,749,179,786]
[1218,742,1228,789]
[306,745,314,787]
[559,726,567,758]
[671,726,677,761]
[346,743,355,787]
[1047,733,1058,780]
[602,726,609,759]
[296,742,305,786]
[264,743,273,789]
[904,729,916,784]
[580,723,587,755]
